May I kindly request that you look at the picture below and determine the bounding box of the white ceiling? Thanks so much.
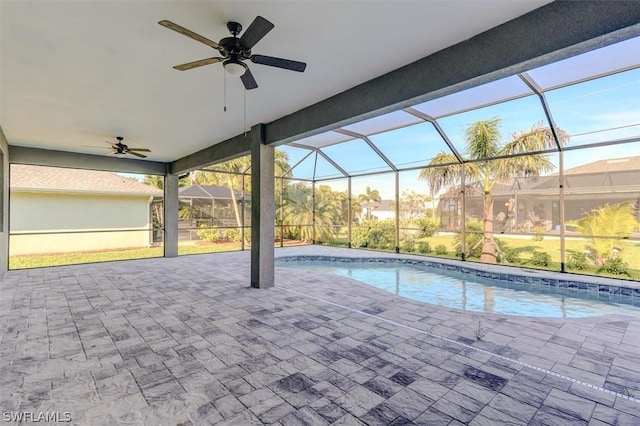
[1,0,552,162]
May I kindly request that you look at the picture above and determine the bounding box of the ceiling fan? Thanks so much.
[85,137,151,158]
[159,16,306,90]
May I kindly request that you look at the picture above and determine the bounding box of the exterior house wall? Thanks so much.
[370,210,395,221]
[10,191,153,255]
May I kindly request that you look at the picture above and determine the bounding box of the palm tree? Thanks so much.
[566,201,639,265]
[419,118,569,263]
[281,182,345,242]
[358,186,381,221]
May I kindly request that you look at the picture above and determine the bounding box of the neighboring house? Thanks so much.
[10,165,162,255]
[436,156,640,232]
[178,185,251,240]
[370,200,395,221]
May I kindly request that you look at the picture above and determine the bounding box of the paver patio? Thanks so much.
[1,246,639,425]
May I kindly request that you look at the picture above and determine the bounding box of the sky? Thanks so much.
[276,36,640,200]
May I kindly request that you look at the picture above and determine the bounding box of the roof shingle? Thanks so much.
[10,164,162,196]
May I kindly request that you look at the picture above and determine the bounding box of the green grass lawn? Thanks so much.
[9,247,165,269]
[9,243,242,269]
[9,239,311,270]
[10,234,640,281]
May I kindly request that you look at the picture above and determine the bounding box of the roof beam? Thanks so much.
[171,125,262,175]
[10,145,166,175]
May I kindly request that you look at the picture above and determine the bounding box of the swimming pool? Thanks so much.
[276,257,640,318]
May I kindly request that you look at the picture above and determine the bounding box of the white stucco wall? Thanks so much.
[10,191,153,255]
[371,210,395,221]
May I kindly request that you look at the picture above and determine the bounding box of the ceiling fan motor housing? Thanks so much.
[218,37,250,59]
[226,21,242,36]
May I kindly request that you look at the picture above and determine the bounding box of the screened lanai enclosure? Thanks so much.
[186,35,640,280]
[8,35,640,281]
[178,184,251,242]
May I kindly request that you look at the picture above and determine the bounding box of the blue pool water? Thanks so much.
[276,259,640,318]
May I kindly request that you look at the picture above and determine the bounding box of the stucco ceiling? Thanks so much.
[1,0,552,162]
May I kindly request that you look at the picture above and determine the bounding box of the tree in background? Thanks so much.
[281,182,347,242]
[419,118,569,263]
[357,186,381,221]
[142,175,170,234]
[186,151,291,241]
[400,189,432,218]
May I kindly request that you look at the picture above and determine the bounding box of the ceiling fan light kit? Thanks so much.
[223,57,247,76]
[159,15,306,90]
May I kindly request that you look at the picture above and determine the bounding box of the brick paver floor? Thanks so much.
[1,246,639,425]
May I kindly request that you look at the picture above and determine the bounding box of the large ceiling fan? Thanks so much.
[159,16,306,90]
[85,137,151,158]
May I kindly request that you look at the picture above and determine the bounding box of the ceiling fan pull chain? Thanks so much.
[244,87,247,136]
[224,70,227,112]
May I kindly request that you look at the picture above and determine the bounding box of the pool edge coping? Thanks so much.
[275,254,640,303]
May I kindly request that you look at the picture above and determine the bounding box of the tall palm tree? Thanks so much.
[419,118,569,263]
[358,186,381,221]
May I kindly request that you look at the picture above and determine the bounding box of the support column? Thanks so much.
[164,172,179,257]
[251,125,275,289]
[460,164,466,261]
[395,172,400,253]
[347,177,352,248]
[0,126,9,277]
[559,151,566,273]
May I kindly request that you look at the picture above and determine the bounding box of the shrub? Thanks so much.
[566,252,589,270]
[368,226,395,250]
[196,225,219,243]
[413,217,439,238]
[434,244,448,255]
[597,257,630,276]
[417,242,431,254]
[532,226,545,241]
[351,226,370,248]
[224,228,241,242]
[531,251,551,267]
[499,243,521,264]
[400,238,415,253]
[351,220,395,250]
[223,228,250,243]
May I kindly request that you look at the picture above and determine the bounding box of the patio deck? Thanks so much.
[1,246,639,425]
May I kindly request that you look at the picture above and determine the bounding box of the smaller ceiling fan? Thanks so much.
[159,16,306,89]
[84,137,151,158]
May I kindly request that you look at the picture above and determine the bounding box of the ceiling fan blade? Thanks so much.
[127,151,147,158]
[238,16,274,50]
[250,54,306,72]
[128,148,151,152]
[173,57,224,71]
[159,20,220,49]
[240,67,258,90]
